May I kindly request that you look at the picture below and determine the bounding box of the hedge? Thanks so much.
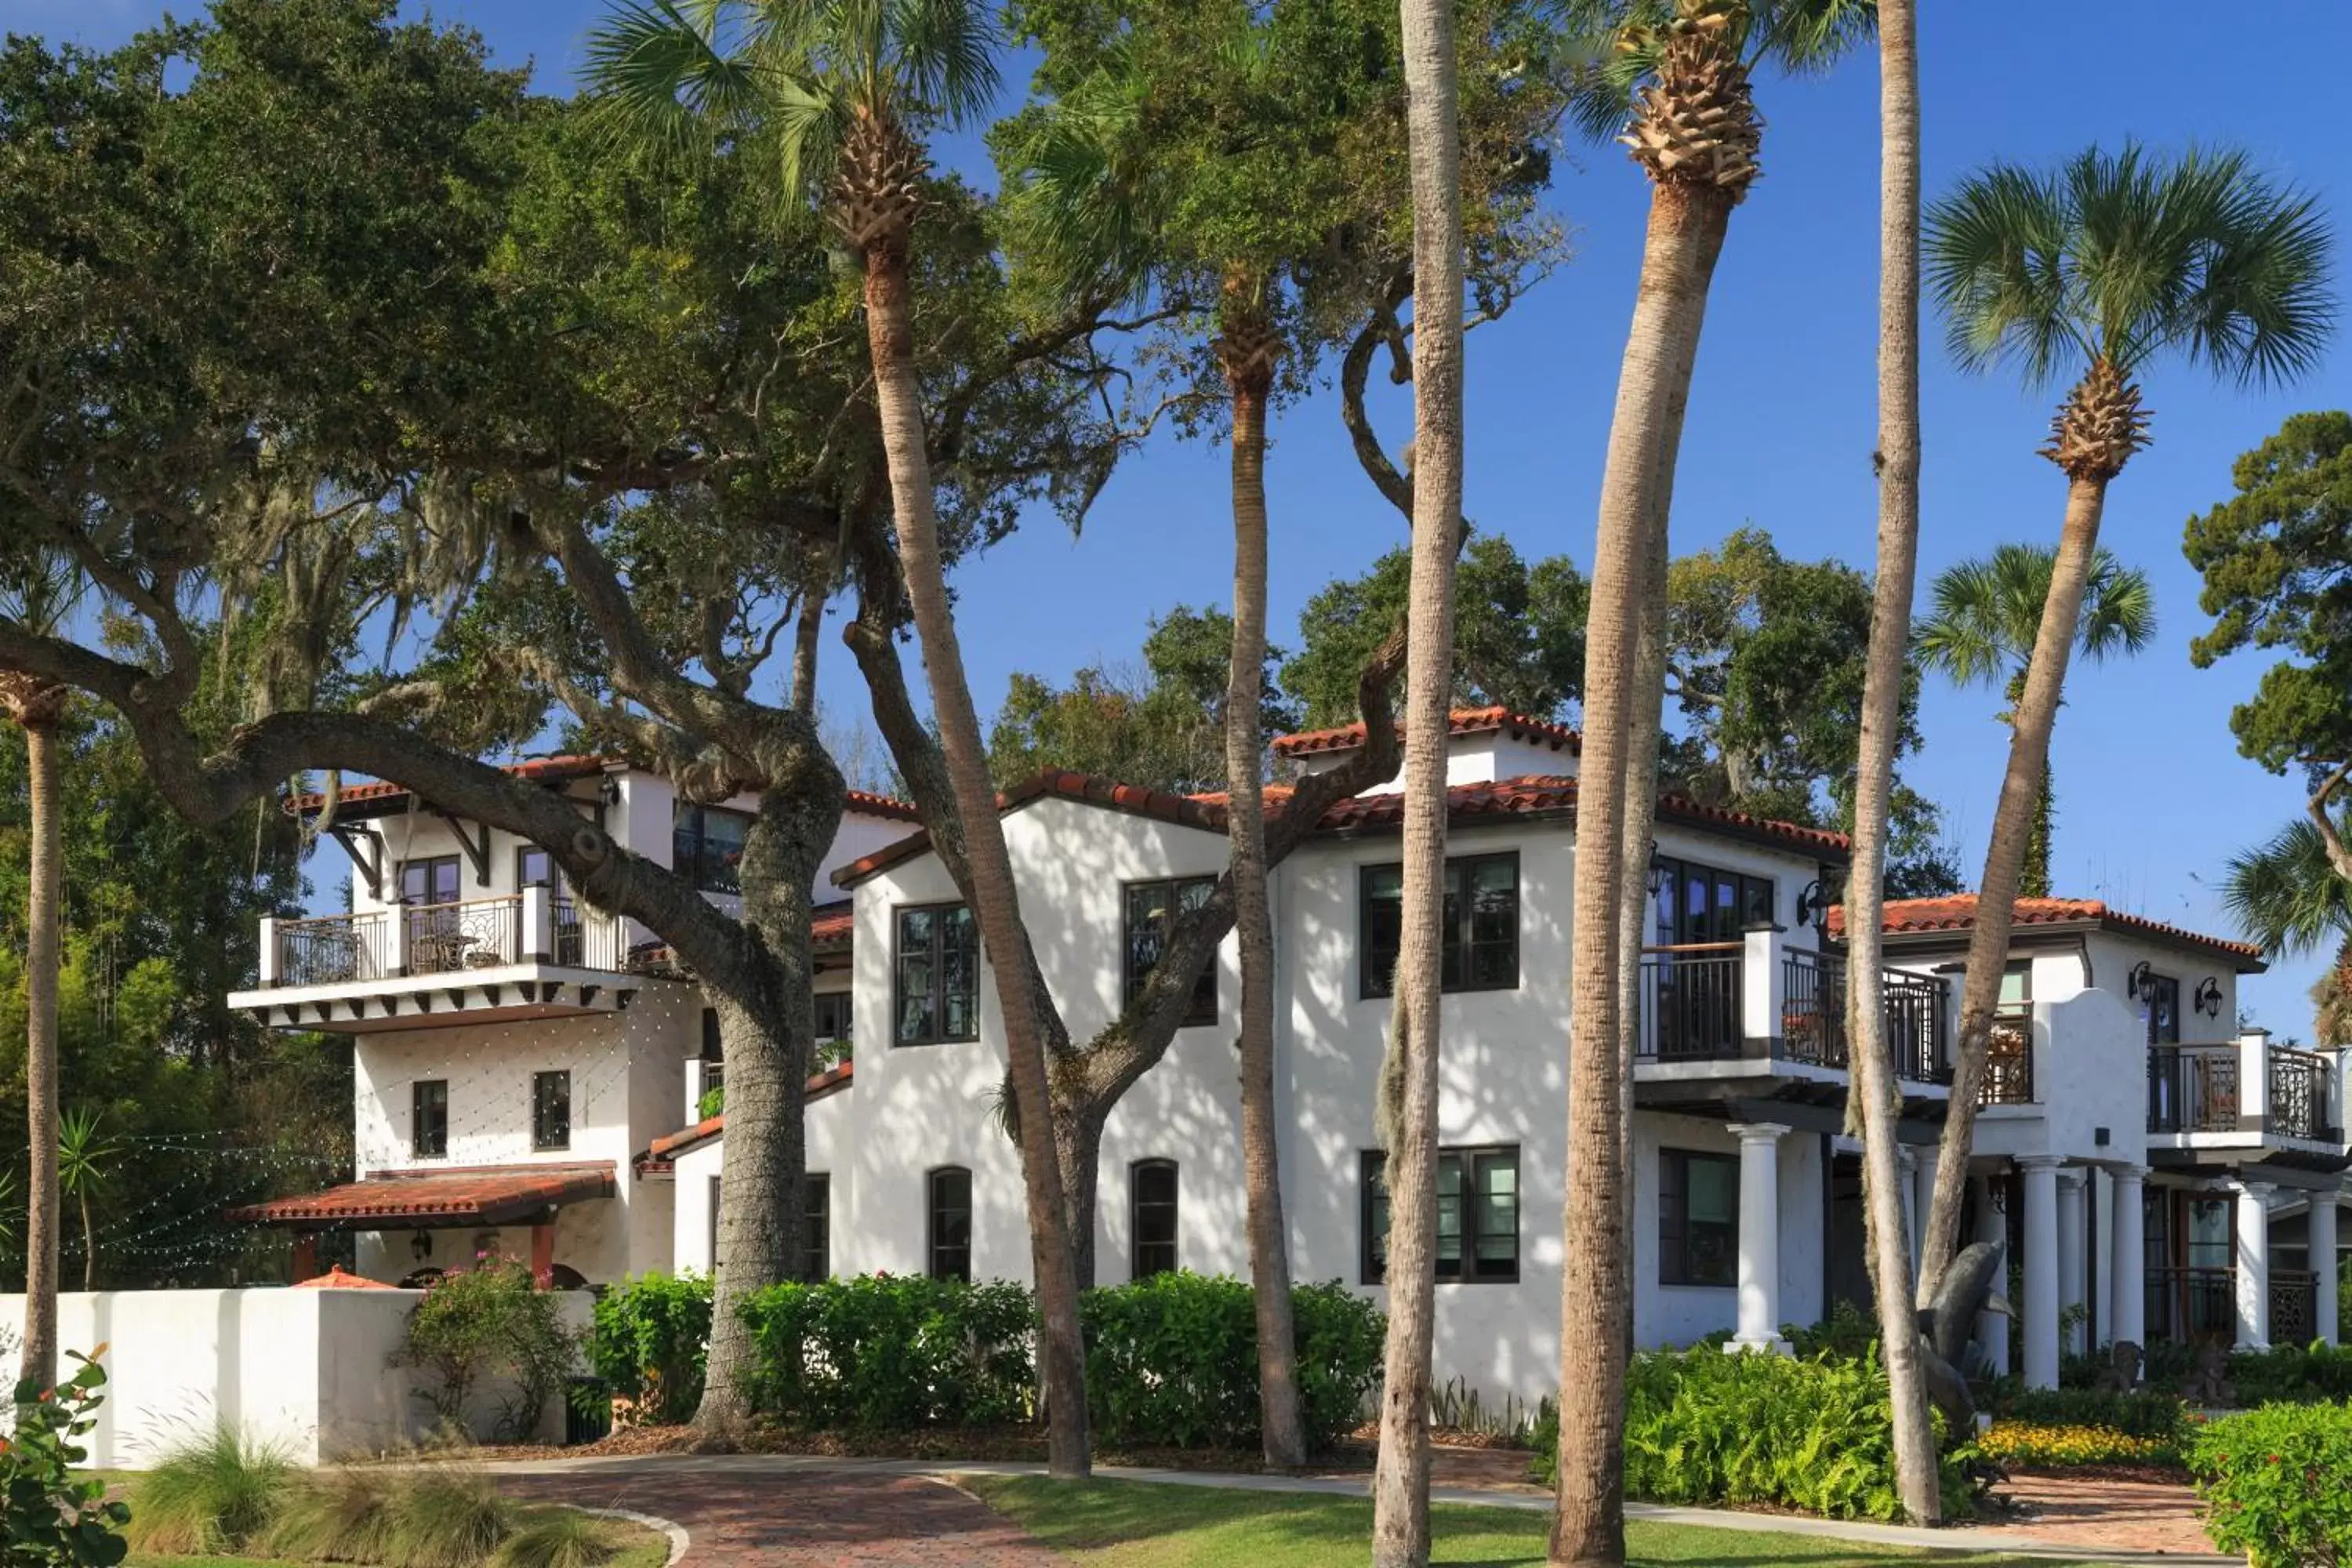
[586,1271,714,1425]
[1992,1386,2186,1440]
[2190,1403,2352,1566]
[739,1274,1037,1430]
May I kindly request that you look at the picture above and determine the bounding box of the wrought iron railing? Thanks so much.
[1980,1012,2036,1105]
[1635,945,1745,1062]
[277,911,396,985]
[2273,1268,2318,1347]
[2149,1044,2241,1134]
[2267,1047,2337,1142]
[401,896,522,975]
[2147,1265,2236,1345]
[1780,949,1845,1068]
[1883,970,1951,1084]
[549,896,624,971]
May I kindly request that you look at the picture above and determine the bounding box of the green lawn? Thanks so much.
[960,1475,2113,1568]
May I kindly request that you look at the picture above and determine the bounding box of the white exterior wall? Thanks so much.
[671,1084,853,1278]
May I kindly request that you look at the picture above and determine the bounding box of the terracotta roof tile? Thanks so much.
[847,790,922,822]
[642,1062,855,1164]
[1271,705,1582,759]
[835,771,1232,887]
[227,1162,617,1229]
[1828,895,2265,967]
[286,756,611,816]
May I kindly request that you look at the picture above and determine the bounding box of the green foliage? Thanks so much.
[2,1351,131,1567]
[395,1258,579,1442]
[1080,1274,1382,1454]
[1781,1299,1878,1362]
[262,1468,637,1568]
[739,1274,1039,1431]
[127,1421,289,1556]
[1528,1347,1973,1523]
[1979,1419,2185,1469]
[2191,1403,2352,1567]
[1994,1386,2187,1440]
[585,1271,714,1426]
[2227,1340,2352,1406]
[490,1508,627,1568]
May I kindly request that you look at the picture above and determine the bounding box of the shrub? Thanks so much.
[396,1255,580,1442]
[2190,1403,2352,1567]
[129,1421,292,1555]
[1784,1300,1880,1362]
[1993,1386,2186,1440]
[267,1468,405,1564]
[740,1274,1036,1430]
[5,1349,130,1566]
[586,1272,713,1426]
[1530,1346,1973,1522]
[2229,1340,2352,1406]
[383,1472,514,1568]
[1290,1280,1387,1450]
[492,1509,626,1568]
[1980,1421,2184,1468]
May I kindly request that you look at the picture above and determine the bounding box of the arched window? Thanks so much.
[1131,1160,1179,1279]
[927,1167,972,1282]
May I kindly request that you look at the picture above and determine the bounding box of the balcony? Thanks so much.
[2148,1040,2342,1145]
[2142,1265,2320,1348]
[233,889,641,1033]
[1632,929,1951,1087]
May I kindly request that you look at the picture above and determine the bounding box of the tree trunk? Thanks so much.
[695,774,842,1428]
[862,241,1091,1478]
[1920,473,2113,1291]
[2023,754,2054,900]
[78,1188,94,1295]
[1225,366,1308,1470]
[1844,0,1940,1521]
[21,713,61,1394]
[1373,0,1464,1556]
[1613,500,1669,1353]
[1053,1108,1103,1290]
[1554,180,1733,1568]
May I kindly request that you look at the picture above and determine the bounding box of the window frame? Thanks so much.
[2143,971,2183,1046]
[672,804,754,895]
[1359,851,1523,1000]
[1658,1146,1740,1288]
[802,1173,831,1283]
[927,1165,973,1282]
[893,902,980,1047]
[1122,877,1221,1027]
[398,855,463,907]
[1130,1159,1180,1279]
[530,1069,572,1152]
[515,845,563,895]
[1359,1144,1520,1286]
[412,1079,448,1159]
[1651,855,1777,947]
[814,991,853,1042]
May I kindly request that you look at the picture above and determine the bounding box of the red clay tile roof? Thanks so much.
[641,1062,855,1166]
[834,771,1232,887]
[286,756,612,816]
[227,1162,617,1229]
[1272,705,1582,759]
[811,900,854,948]
[1828,895,2266,968]
[847,790,922,822]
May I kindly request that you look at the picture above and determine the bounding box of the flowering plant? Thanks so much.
[1978,1420,2183,1469]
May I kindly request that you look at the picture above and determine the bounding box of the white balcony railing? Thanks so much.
[257,887,623,989]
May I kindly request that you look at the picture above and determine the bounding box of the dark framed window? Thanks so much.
[673,804,753,895]
[516,846,563,895]
[1360,1145,1519,1284]
[815,992,853,1041]
[802,1174,831,1283]
[699,1007,723,1061]
[532,1070,572,1151]
[399,855,463,906]
[895,904,979,1046]
[1359,853,1521,999]
[1131,1160,1179,1279]
[1659,1148,1739,1287]
[412,1080,448,1159]
[1123,879,1219,1026]
[1652,857,1776,947]
[928,1166,972,1282]
[2142,972,2181,1046]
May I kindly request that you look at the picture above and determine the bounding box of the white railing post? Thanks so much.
[2239,1027,2272,1131]
[258,917,279,986]
[1742,924,1785,1060]
[685,1058,710,1123]
[521,885,551,963]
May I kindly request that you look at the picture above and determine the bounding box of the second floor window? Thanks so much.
[401,855,462,907]
[673,804,753,895]
[1361,1145,1519,1284]
[1659,1147,1738,1287]
[928,1166,972,1281]
[1653,857,1776,946]
[1131,1160,1179,1279]
[2142,972,2182,1045]
[895,904,978,1046]
[517,847,563,895]
[412,1080,448,1159]
[815,992,852,1042]
[532,1070,572,1151]
[1124,878,1218,1026]
[1361,853,1521,999]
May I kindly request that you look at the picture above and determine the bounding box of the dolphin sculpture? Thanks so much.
[1914,1239,2010,1432]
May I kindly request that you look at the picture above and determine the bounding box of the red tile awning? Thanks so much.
[228,1163,617,1230]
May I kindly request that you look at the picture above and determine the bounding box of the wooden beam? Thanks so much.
[434,811,492,887]
[330,825,384,901]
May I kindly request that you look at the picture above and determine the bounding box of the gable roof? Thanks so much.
[639,1061,855,1167]
[284,757,918,826]
[1828,895,2266,971]
[1271,705,1582,760]
[833,771,1232,887]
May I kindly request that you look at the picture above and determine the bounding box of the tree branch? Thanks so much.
[2310,756,2352,882]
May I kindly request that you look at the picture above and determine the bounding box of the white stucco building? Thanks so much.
[229,710,2352,1400]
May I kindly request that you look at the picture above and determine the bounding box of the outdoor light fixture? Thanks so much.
[410,1230,433,1261]
[1646,841,1668,898]
[2195,977,2224,1018]
[1796,878,1832,933]
[2128,960,2154,1000]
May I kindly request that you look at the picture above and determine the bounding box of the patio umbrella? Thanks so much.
[292,1265,396,1289]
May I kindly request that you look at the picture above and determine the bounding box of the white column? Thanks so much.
[1741,925,1786,1060]
[258,916,280,986]
[521,883,552,963]
[2058,1167,2089,1356]
[2236,1178,2275,1351]
[2238,1029,2273,1130]
[1975,1174,2011,1374]
[2111,1165,2147,1352]
[2020,1155,2062,1389]
[1728,1123,1792,1353]
[2313,1190,2340,1345]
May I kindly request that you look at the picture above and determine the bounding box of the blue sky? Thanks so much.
[20,0,2352,1031]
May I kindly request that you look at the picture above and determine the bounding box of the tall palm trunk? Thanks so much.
[1922,366,2139,1288]
[1612,524,1668,1338]
[1223,336,1308,1470]
[1844,0,1939,1521]
[16,697,63,1392]
[862,236,1092,1477]
[1371,0,1464,1557]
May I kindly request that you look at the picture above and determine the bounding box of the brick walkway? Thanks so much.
[496,1467,1070,1566]
[1995,1472,2216,1559]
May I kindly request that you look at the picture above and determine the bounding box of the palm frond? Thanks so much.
[583,0,773,151]
[999,51,1161,301]
[1925,158,2084,387]
[1913,557,2014,689]
[886,0,1001,126]
[2223,816,2352,959]
[1751,0,1875,75]
[2075,554,2156,661]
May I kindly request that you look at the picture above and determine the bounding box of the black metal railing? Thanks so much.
[1780,949,1845,1067]
[2267,1047,2337,1142]
[276,911,395,985]
[548,895,624,971]
[1883,970,1951,1084]
[1980,1012,2036,1105]
[1635,945,1745,1062]
[2273,1268,2318,1346]
[2149,1044,2241,1134]
[2147,1265,2236,1345]
[401,896,521,975]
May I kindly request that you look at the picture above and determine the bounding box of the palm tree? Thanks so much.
[1842,0,1937,1522]
[586,0,1097,1475]
[56,1109,114,1295]
[1915,543,2156,898]
[1915,144,2333,1294]
[1553,4,1867,1558]
[2225,815,2352,958]
[2,551,79,1392]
